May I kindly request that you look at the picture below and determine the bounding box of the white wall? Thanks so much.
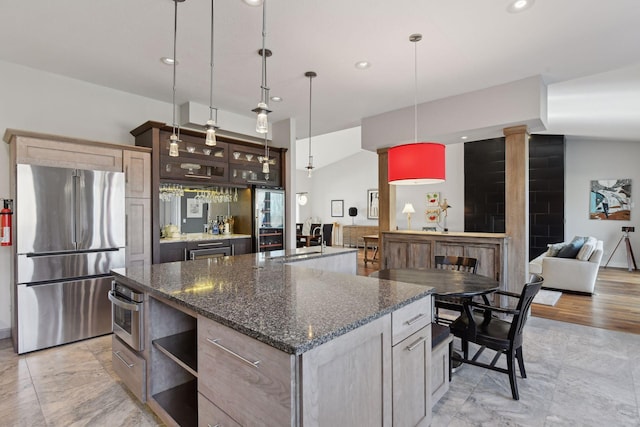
[296,144,466,237]
[565,137,640,268]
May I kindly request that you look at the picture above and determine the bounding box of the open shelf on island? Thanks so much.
[153,379,198,427]
[153,330,197,377]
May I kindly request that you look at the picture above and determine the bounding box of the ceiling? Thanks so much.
[1,0,639,170]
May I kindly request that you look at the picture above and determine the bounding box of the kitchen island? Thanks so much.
[111,247,435,426]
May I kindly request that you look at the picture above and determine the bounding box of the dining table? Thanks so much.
[369,268,499,298]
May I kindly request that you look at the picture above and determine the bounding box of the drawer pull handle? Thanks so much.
[113,350,134,368]
[198,242,224,247]
[206,338,261,368]
[405,313,426,326]
[406,336,428,352]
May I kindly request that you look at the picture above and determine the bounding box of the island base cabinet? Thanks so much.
[197,315,296,427]
[301,315,392,426]
[112,335,146,403]
[392,326,432,427]
[198,392,241,427]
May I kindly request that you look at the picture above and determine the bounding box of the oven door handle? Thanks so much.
[108,290,142,312]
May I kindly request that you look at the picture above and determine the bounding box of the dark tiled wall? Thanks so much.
[529,134,565,258]
[463,135,565,260]
[464,138,506,233]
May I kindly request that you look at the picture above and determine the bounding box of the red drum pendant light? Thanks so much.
[388,142,445,185]
[388,34,445,185]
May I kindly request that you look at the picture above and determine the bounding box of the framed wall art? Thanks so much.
[367,189,379,219]
[186,198,203,218]
[331,199,344,217]
[589,179,631,220]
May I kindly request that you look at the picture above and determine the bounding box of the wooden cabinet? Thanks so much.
[431,331,453,407]
[124,150,152,198]
[231,237,251,255]
[126,198,151,267]
[198,393,241,427]
[11,133,123,172]
[381,231,509,294]
[159,242,187,263]
[343,225,379,248]
[124,150,152,267]
[392,326,432,427]
[228,143,281,187]
[112,335,146,403]
[301,315,392,426]
[198,315,296,426]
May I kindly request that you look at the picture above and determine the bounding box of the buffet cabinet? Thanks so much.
[381,230,509,293]
[343,225,379,248]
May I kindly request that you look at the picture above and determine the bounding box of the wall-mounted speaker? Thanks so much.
[348,207,358,217]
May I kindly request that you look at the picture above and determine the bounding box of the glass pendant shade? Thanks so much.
[255,102,269,133]
[388,142,445,185]
[205,120,217,146]
[169,134,180,157]
[262,160,269,173]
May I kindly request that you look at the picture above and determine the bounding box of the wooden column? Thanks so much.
[377,148,395,253]
[504,125,529,294]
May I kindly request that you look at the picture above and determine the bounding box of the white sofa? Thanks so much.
[528,239,604,294]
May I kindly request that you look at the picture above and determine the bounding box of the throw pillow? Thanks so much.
[576,236,598,261]
[547,242,568,257]
[557,236,587,258]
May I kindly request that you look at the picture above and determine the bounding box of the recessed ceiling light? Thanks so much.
[461,136,468,140]
[270,96,282,102]
[242,0,263,6]
[160,57,178,65]
[507,0,535,13]
[355,61,371,70]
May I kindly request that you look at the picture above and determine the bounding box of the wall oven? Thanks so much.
[108,281,144,351]
[189,242,232,260]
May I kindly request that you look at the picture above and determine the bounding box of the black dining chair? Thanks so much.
[449,274,544,400]
[433,256,478,325]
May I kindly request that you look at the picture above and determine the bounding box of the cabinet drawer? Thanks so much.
[198,392,241,427]
[392,298,432,346]
[197,315,295,426]
[112,335,146,402]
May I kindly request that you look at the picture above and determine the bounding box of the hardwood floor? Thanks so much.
[354,249,640,335]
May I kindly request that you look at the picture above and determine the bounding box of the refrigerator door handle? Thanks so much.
[73,170,81,248]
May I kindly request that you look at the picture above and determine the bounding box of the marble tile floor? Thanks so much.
[1,316,639,426]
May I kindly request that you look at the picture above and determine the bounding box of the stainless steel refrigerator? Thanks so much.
[15,164,125,353]
[254,187,285,252]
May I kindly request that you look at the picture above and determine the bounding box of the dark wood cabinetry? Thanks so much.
[130,121,287,263]
[159,242,187,263]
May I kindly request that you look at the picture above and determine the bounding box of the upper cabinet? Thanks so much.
[228,143,281,187]
[124,150,152,198]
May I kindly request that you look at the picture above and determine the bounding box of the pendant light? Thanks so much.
[262,133,270,174]
[305,71,316,178]
[168,0,185,157]
[252,0,271,134]
[204,0,219,146]
[387,33,445,185]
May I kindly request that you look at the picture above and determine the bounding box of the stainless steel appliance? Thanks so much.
[15,164,125,353]
[109,281,144,351]
[254,187,285,252]
[189,242,232,260]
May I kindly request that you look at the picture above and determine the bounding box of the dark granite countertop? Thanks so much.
[111,247,433,355]
[160,233,252,243]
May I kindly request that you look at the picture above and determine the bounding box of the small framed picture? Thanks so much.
[331,199,344,217]
[186,198,203,218]
[367,189,379,219]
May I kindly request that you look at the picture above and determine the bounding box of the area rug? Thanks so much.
[533,289,562,306]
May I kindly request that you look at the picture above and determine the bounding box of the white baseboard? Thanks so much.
[0,328,11,340]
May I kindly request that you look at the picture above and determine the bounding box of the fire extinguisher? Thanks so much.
[1,199,13,247]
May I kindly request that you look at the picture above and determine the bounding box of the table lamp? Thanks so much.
[402,203,416,230]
